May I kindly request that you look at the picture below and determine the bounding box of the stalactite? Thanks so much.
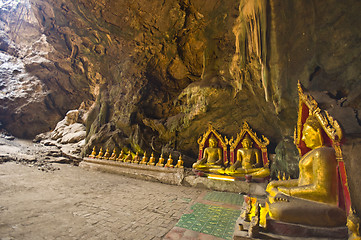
[229,0,269,101]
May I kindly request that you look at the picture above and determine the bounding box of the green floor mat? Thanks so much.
[204,191,243,206]
[176,203,241,240]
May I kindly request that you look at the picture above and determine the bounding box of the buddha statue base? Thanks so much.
[234,195,348,240]
[192,163,223,173]
[266,218,348,239]
[220,167,270,179]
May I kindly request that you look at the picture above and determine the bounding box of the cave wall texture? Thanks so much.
[1,0,361,216]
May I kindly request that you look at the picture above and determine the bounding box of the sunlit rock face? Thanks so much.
[0,0,91,138]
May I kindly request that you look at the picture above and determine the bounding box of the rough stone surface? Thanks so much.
[0,0,360,157]
[341,136,361,220]
[0,161,204,240]
[0,0,91,138]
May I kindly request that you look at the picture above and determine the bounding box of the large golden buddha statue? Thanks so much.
[193,124,227,172]
[234,82,356,240]
[266,115,346,227]
[262,82,351,230]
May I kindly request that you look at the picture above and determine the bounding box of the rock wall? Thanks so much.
[0,0,92,138]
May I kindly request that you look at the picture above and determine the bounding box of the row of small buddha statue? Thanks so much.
[88,147,184,168]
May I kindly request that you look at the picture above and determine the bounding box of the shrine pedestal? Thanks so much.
[80,157,184,185]
[80,158,267,196]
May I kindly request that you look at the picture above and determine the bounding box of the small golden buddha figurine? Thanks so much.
[124,152,133,163]
[140,152,148,164]
[347,210,361,240]
[165,154,174,168]
[116,150,126,161]
[132,152,140,164]
[193,136,223,171]
[89,146,97,158]
[265,115,347,227]
[147,152,156,166]
[109,149,117,160]
[102,148,111,160]
[175,155,184,168]
[156,154,165,167]
[223,136,269,177]
[96,147,104,159]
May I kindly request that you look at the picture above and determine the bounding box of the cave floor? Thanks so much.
[0,160,244,240]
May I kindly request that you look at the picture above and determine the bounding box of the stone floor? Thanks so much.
[0,162,243,240]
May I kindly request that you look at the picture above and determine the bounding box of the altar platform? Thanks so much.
[80,157,267,196]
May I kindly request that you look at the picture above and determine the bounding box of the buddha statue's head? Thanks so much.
[208,135,218,147]
[242,135,252,149]
[302,115,323,149]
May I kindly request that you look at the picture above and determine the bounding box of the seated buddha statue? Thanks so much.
[223,136,269,178]
[147,153,156,166]
[132,152,140,164]
[140,152,148,164]
[165,154,174,168]
[116,150,126,161]
[89,146,97,158]
[156,154,165,167]
[109,149,117,160]
[193,135,223,171]
[124,152,133,163]
[265,115,347,227]
[102,148,111,160]
[96,147,104,159]
[175,155,184,168]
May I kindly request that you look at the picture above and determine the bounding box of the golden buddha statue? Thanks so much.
[132,152,140,164]
[193,135,223,171]
[124,152,133,163]
[147,152,156,166]
[265,115,347,227]
[102,148,111,160]
[175,155,184,168]
[116,150,126,161]
[140,152,148,164]
[109,149,117,160]
[156,154,165,167]
[347,210,361,240]
[223,135,269,177]
[89,146,97,158]
[165,154,174,168]
[96,147,104,159]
